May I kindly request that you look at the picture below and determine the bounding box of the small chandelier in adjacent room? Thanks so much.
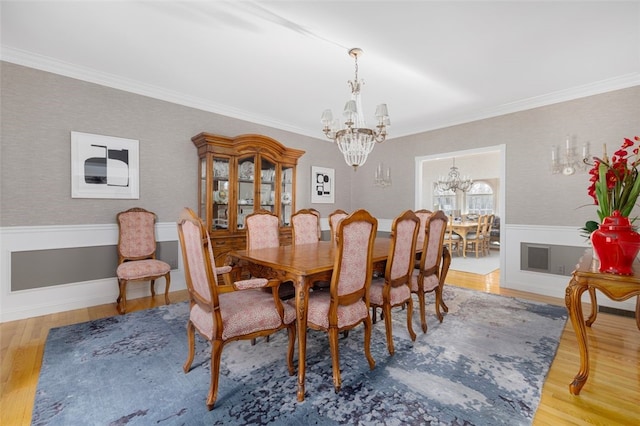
[321,48,390,170]
[436,158,473,192]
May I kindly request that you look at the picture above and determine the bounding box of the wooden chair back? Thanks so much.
[245,209,280,250]
[329,209,349,245]
[291,208,321,245]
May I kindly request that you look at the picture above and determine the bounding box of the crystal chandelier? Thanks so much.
[321,48,390,170]
[436,158,473,192]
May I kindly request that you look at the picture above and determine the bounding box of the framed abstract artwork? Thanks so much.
[71,131,139,199]
[311,166,334,204]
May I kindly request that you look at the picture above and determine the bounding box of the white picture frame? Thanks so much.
[311,166,335,204]
[71,131,139,199]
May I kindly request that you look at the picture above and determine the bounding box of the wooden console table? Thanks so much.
[565,251,640,395]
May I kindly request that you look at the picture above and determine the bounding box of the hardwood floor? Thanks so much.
[1,269,638,424]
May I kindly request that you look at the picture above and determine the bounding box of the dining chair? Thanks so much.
[369,210,419,355]
[115,207,171,314]
[412,210,451,333]
[291,208,321,245]
[444,215,462,257]
[303,208,378,393]
[464,214,486,258]
[177,207,296,410]
[245,209,280,250]
[414,209,432,253]
[329,209,349,245]
[483,214,495,255]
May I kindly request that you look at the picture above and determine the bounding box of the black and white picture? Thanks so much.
[71,131,139,199]
[311,166,335,204]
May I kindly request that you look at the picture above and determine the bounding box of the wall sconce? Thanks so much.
[374,162,392,188]
[551,134,589,175]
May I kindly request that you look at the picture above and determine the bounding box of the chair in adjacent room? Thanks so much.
[412,210,451,333]
[444,215,462,257]
[177,208,296,410]
[369,210,419,355]
[483,213,495,255]
[464,214,486,258]
[328,209,349,245]
[115,207,171,314]
[303,209,378,393]
[291,208,321,245]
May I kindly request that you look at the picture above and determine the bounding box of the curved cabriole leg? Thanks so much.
[435,288,444,323]
[164,273,171,305]
[586,286,598,327]
[565,280,589,395]
[117,279,127,314]
[406,298,416,341]
[183,321,195,373]
[328,327,341,393]
[383,304,394,355]
[364,316,375,370]
[207,340,223,411]
[418,291,427,333]
[150,279,156,297]
[286,323,296,376]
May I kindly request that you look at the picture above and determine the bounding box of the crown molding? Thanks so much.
[3,46,638,141]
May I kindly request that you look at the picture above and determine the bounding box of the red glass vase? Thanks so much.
[590,210,640,275]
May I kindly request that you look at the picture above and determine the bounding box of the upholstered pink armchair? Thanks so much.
[370,210,419,355]
[411,210,451,333]
[116,207,171,314]
[177,208,296,410]
[303,209,377,393]
[291,209,321,245]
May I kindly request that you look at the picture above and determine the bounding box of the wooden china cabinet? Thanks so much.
[191,133,305,266]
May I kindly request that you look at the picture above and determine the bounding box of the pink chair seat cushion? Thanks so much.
[302,291,368,329]
[410,269,439,293]
[369,277,411,306]
[116,259,170,280]
[190,289,296,340]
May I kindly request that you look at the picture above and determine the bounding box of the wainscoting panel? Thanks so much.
[503,224,636,312]
[1,223,185,322]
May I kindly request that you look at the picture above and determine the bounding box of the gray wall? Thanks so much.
[358,87,640,226]
[0,61,356,227]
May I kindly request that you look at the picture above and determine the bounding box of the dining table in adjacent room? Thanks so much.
[227,238,393,402]
[448,220,479,257]
[564,250,640,395]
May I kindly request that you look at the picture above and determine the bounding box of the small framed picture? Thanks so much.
[311,166,334,204]
[71,131,139,199]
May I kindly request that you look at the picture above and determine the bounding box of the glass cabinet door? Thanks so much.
[259,158,276,213]
[212,158,229,230]
[237,156,255,229]
[281,165,294,226]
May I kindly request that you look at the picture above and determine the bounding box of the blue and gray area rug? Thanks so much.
[32,286,567,425]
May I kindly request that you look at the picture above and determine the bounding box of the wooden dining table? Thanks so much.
[448,221,479,257]
[227,237,392,402]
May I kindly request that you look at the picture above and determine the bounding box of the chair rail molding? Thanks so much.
[503,223,635,312]
[0,222,185,322]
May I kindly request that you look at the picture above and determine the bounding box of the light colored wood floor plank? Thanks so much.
[1,269,638,424]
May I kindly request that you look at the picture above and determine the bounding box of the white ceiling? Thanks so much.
[2,1,639,140]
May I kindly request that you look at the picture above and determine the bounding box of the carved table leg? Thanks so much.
[295,276,309,402]
[585,286,598,327]
[565,278,590,395]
